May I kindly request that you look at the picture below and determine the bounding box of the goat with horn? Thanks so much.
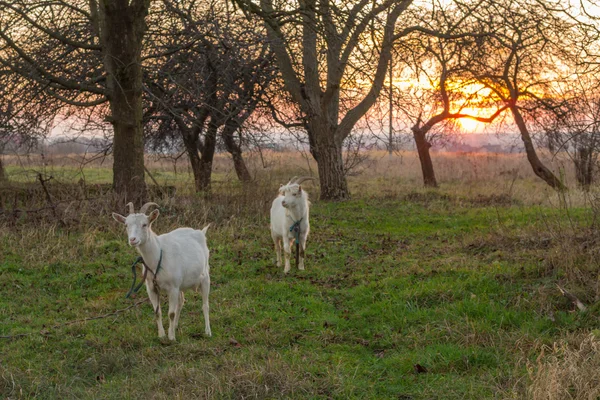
[112,202,212,341]
[271,176,316,273]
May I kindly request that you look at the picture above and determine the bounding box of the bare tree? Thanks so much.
[465,0,591,190]
[0,66,58,181]
[394,4,507,187]
[233,0,433,200]
[0,0,151,200]
[144,0,276,191]
[539,74,600,189]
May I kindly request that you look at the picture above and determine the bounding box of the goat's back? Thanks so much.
[160,227,206,246]
[157,228,209,288]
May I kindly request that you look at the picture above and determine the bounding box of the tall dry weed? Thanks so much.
[527,334,600,400]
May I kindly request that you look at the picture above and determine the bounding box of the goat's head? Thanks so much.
[279,176,315,208]
[112,202,160,247]
[280,183,304,209]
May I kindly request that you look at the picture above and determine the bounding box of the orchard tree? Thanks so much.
[144,0,276,191]
[466,0,592,190]
[0,0,152,200]
[394,3,507,187]
[233,0,410,200]
[539,75,600,188]
[0,67,58,181]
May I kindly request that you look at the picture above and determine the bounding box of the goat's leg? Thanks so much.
[273,235,282,267]
[146,280,165,338]
[282,238,292,273]
[298,234,307,270]
[174,291,185,331]
[167,289,181,341]
[200,275,211,337]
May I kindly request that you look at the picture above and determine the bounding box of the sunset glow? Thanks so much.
[458,117,483,133]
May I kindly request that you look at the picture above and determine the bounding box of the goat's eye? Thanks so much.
[142,224,147,228]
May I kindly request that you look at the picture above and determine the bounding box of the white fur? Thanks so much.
[270,182,310,273]
[112,208,211,341]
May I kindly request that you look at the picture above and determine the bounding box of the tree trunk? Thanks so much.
[182,133,203,192]
[0,157,6,182]
[412,128,438,187]
[181,124,218,192]
[99,1,149,202]
[510,106,566,190]
[586,149,594,188]
[198,123,218,191]
[222,126,251,182]
[310,125,349,200]
[574,146,593,189]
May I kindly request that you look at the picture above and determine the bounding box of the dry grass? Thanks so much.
[517,334,600,400]
[146,352,319,399]
[3,148,597,205]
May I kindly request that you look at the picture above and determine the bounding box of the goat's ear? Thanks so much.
[148,209,160,223]
[112,213,126,224]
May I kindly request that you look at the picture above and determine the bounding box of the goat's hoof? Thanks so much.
[298,265,305,271]
[205,330,212,337]
[158,336,172,345]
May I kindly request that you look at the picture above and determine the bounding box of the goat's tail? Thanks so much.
[201,223,211,235]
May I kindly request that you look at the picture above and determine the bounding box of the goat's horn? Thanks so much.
[293,176,316,185]
[139,202,159,214]
[126,202,135,214]
[287,176,298,185]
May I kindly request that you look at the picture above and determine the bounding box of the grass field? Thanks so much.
[1,151,600,399]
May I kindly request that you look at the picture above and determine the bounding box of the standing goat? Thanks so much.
[112,202,211,341]
[270,177,314,273]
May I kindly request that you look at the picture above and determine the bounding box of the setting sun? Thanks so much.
[459,117,482,132]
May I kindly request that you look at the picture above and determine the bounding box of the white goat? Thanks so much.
[112,202,211,341]
[270,177,314,273]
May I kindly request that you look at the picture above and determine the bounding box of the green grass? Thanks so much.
[4,165,236,187]
[0,192,597,399]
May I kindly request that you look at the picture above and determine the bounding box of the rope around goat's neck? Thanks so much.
[289,218,303,245]
[286,205,306,222]
[289,218,302,266]
[125,249,163,298]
